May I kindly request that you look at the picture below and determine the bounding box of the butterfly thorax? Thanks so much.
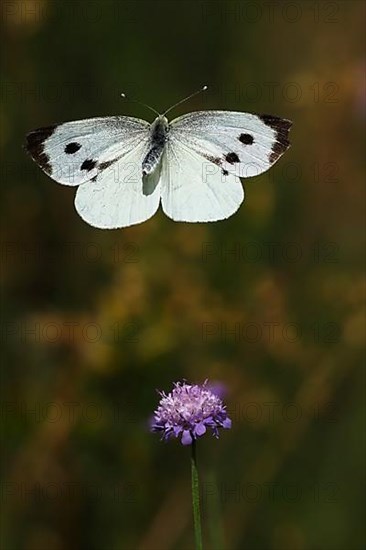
[142,116,169,176]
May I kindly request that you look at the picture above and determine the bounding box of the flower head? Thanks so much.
[151,380,232,445]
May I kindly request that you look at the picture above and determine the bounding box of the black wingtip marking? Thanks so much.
[259,114,292,134]
[65,142,81,154]
[239,133,254,145]
[81,159,97,171]
[269,140,291,164]
[25,125,56,174]
[225,152,240,164]
[260,114,292,164]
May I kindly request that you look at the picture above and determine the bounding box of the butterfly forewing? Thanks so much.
[26,116,149,186]
[170,111,292,179]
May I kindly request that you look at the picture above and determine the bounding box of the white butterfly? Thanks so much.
[26,87,292,229]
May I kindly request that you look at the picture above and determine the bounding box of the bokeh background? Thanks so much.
[1,1,365,549]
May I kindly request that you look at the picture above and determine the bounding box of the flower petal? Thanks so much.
[195,422,207,436]
[181,430,193,445]
[173,425,182,436]
[222,418,232,429]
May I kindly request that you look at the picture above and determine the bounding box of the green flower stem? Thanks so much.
[191,440,203,550]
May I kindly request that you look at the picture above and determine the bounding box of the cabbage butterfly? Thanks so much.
[26,86,292,229]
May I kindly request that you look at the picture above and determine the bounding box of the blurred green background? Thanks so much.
[1,1,365,549]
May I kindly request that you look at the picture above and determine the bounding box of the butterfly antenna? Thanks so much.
[163,85,208,117]
[120,93,160,116]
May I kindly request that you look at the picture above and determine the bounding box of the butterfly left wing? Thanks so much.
[160,110,292,223]
[170,110,292,178]
[160,138,244,222]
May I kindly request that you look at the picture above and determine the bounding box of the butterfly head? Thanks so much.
[154,114,169,127]
[150,115,169,141]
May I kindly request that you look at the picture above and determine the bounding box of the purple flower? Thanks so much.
[151,380,232,445]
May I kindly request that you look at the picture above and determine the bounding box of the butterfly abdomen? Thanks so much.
[142,116,169,176]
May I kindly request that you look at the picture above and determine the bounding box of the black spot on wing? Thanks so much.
[25,125,56,175]
[225,152,240,164]
[239,133,254,145]
[81,159,97,171]
[260,114,292,164]
[222,169,229,176]
[65,142,81,154]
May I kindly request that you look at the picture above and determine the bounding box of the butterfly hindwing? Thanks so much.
[74,140,160,229]
[160,139,244,222]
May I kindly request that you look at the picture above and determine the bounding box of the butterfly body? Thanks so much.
[26,105,292,229]
[142,115,169,176]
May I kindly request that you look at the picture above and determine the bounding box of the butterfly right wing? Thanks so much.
[27,116,163,228]
[26,116,149,186]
